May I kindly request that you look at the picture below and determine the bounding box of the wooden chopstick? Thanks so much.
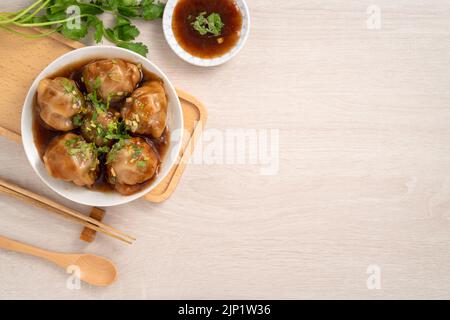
[0,178,135,241]
[0,184,134,244]
[0,179,135,244]
[0,185,133,244]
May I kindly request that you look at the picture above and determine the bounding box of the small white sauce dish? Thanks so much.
[163,0,250,67]
[21,46,184,207]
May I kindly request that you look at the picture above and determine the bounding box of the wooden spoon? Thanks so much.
[0,235,117,286]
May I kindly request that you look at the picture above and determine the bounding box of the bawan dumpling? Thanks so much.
[106,137,159,194]
[43,133,99,186]
[37,77,85,131]
[82,58,141,103]
[121,80,167,138]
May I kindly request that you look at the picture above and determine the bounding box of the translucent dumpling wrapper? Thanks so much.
[121,80,167,138]
[43,133,99,186]
[37,77,85,131]
[82,59,142,103]
[106,137,159,194]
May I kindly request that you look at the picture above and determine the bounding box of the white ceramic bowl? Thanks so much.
[21,46,184,207]
[163,0,250,67]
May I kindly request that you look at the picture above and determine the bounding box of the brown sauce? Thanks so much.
[32,58,170,194]
[172,0,243,59]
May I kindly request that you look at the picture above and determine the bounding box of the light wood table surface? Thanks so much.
[1,0,450,299]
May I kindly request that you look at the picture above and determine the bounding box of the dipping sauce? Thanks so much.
[172,0,243,59]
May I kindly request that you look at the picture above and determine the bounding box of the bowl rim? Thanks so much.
[162,0,251,67]
[21,45,184,207]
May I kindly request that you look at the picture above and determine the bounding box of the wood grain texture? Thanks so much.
[0,0,450,299]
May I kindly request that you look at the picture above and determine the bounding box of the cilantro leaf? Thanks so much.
[45,10,67,22]
[61,20,88,40]
[104,27,117,42]
[1,0,163,57]
[96,0,119,11]
[117,41,148,57]
[106,139,126,164]
[207,13,224,35]
[105,15,140,42]
[72,114,83,127]
[137,160,147,168]
[115,15,131,27]
[192,12,224,37]
[48,0,75,15]
[97,145,111,154]
[93,19,104,43]
[117,23,139,41]
[118,6,139,17]
[142,0,164,20]
[78,3,104,16]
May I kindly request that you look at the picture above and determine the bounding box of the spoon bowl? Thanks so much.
[0,235,118,287]
[73,254,118,286]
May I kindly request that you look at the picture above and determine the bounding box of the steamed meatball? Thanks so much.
[82,59,141,102]
[80,108,121,147]
[121,80,167,138]
[37,77,85,131]
[106,137,159,193]
[43,133,99,186]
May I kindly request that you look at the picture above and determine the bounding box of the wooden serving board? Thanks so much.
[0,28,207,203]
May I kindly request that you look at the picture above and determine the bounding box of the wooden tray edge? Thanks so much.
[144,88,207,202]
[0,126,20,144]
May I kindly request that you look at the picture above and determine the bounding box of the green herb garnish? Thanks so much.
[93,76,102,90]
[191,12,224,36]
[86,83,107,116]
[0,0,165,57]
[61,78,75,94]
[97,145,111,154]
[106,139,126,164]
[60,78,83,106]
[64,136,95,159]
[137,160,147,168]
[72,114,83,127]
[65,137,80,148]
[131,144,142,159]
[105,121,130,140]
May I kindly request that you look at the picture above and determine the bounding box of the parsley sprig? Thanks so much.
[105,121,130,140]
[191,12,224,36]
[106,139,125,164]
[0,0,165,57]
[64,136,96,158]
[60,78,84,107]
